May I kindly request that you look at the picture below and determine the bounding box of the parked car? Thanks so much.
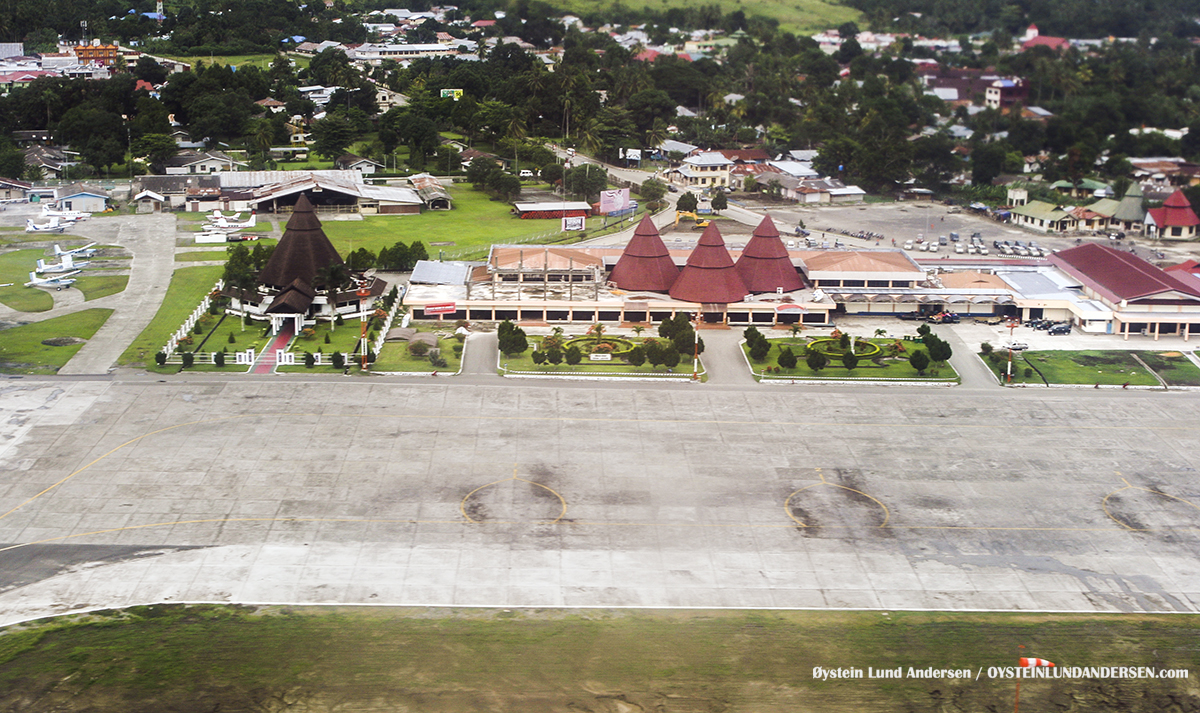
[1048,324,1072,335]
[898,312,923,320]
[904,240,914,250]
[1004,341,1030,351]
[955,243,964,254]
[519,169,534,178]
[939,235,949,245]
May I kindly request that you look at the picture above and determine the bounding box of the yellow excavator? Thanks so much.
[674,211,711,230]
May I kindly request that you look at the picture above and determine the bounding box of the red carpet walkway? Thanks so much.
[250,323,295,374]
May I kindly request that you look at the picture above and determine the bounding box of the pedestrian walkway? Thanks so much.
[251,324,295,374]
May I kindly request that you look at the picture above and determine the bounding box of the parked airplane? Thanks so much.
[41,205,90,221]
[203,211,256,231]
[209,209,245,221]
[36,254,87,273]
[54,242,98,258]
[25,270,80,290]
[26,218,66,233]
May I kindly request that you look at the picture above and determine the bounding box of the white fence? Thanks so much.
[164,279,224,358]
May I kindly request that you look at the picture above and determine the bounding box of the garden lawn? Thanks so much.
[169,318,274,374]
[746,338,956,380]
[0,249,54,312]
[0,309,112,374]
[275,321,376,373]
[320,186,613,260]
[1134,351,1200,386]
[979,350,1043,385]
[502,336,702,377]
[73,275,128,301]
[368,324,463,373]
[119,265,223,366]
[1017,350,1158,386]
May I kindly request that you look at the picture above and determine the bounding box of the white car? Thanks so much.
[955,244,964,254]
[1004,341,1029,351]
[979,246,989,255]
[928,242,939,252]
[904,240,914,250]
[919,242,929,251]
[967,245,977,254]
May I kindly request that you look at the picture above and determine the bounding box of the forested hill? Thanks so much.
[848,0,1200,39]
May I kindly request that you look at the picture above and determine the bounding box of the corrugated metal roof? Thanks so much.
[410,260,473,285]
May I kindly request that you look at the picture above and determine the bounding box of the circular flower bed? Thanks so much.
[807,338,882,358]
[564,336,636,354]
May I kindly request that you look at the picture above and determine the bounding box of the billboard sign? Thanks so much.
[599,188,630,214]
[562,215,586,231]
[424,302,457,315]
[439,88,464,101]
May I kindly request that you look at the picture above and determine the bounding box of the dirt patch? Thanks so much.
[40,336,86,347]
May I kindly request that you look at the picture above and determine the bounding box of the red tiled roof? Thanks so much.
[1149,189,1200,228]
[734,215,804,293]
[668,223,748,304]
[1050,243,1200,303]
[717,148,770,163]
[609,214,679,292]
[1022,36,1068,51]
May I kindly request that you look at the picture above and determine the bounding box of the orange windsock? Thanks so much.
[1019,657,1055,667]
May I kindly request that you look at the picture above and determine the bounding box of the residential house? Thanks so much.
[255,98,287,113]
[24,145,78,179]
[668,152,732,189]
[1009,200,1078,233]
[657,139,699,158]
[0,176,30,200]
[71,42,119,66]
[984,79,1028,109]
[1146,189,1200,241]
[373,84,409,111]
[334,153,384,174]
[1050,178,1112,200]
[164,150,243,175]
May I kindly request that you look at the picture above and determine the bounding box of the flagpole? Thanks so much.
[1013,679,1020,713]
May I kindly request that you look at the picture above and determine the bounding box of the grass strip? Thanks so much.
[0,308,112,374]
[119,265,222,366]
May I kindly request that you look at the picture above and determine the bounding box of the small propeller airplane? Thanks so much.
[36,254,88,273]
[25,270,80,290]
[26,217,66,233]
[203,210,256,231]
[53,242,98,258]
[41,205,90,221]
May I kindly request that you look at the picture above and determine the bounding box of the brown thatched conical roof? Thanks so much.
[735,215,804,293]
[668,223,748,304]
[257,193,345,289]
[608,214,679,292]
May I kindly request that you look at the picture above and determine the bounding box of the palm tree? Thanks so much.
[576,117,602,157]
[645,119,668,152]
[790,324,802,340]
[874,328,887,338]
[631,325,645,338]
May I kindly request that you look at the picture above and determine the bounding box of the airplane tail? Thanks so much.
[36,258,45,271]
[53,243,63,255]
[246,213,256,227]
[62,254,74,269]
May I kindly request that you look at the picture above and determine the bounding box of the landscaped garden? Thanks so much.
[369,322,464,374]
[742,326,957,381]
[498,318,705,378]
[980,347,1190,387]
[0,309,112,374]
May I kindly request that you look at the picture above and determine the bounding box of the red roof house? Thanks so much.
[734,215,804,293]
[1147,189,1200,240]
[608,214,679,292]
[668,223,749,304]
[1021,35,1069,51]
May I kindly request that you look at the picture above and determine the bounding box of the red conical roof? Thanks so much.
[735,215,804,293]
[609,214,679,292]
[669,223,749,304]
[1160,189,1200,227]
[258,193,345,289]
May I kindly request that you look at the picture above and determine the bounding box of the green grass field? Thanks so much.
[176,250,230,262]
[0,605,1196,712]
[161,53,310,70]
[501,335,701,376]
[0,309,112,374]
[1134,350,1200,386]
[550,0,859,33]
[320,186,612,260]
[119,265,223,366]
[73,275,128,302]
[1018,350,1159,386]
[0,249,54,312]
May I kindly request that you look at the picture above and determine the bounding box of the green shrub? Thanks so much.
[155,351,166,366]
[626,345,645,366]
[452,343,463,356]
[304,352,315,368]
[749,338,770,362]
[332,352,345,369]
[565,345,582,365]
[980,342,993,355]
[181,352,194,368]
[777,347,797,369]
[228,332,236,344]
[214,351,225,367]
[1024,367,1033,378]
[194,322,204,334]
[324,333,331,344]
